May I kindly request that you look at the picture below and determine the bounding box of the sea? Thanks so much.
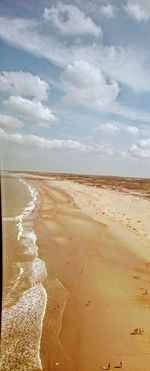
[1,174,47,371]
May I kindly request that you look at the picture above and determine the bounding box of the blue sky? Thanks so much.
[0,0,150,177]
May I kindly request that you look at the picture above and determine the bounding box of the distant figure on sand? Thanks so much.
[142,290,148,295]
[102,362,110,370]
[139,328,145,334]
[133,275,140,279]
[115,360,123,368]
[130,328,144,335]
[84,300,91,306]
[120,360,123,368]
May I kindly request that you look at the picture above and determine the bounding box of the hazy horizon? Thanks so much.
[2,168,150,180]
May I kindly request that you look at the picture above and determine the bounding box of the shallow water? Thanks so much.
[1,175,47,371]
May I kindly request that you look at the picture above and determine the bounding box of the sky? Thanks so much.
[0,0,150,177]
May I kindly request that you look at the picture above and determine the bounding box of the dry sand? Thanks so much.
[27,177,150,371]
[51,180,150,261]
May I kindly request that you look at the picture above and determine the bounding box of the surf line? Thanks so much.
[16,177,48,370]
[18,177,48,368]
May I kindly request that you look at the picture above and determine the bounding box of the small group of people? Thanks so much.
[130,327,145,335]
[102,360,123,369]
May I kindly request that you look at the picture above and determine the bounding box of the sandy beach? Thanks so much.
[1,1,150,369]
[26,175,150,371]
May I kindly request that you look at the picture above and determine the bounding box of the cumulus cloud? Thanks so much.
[100,4,116,18]
[130,138,150,158]
[0,114,24,129]
[126,126,139,134]
[0,128,121,158]
[94,122,139,134]
[0,15,150,95]
[61,60,120,111]
[94,122,119,133]
[0,71,49,101]
[43,3,101,37]
[3,96,57,127]
[0,128,90,152]
[0,14,150,125]
[60,60,150,122]
[125,0,150,21]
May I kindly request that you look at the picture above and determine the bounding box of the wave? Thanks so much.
[2,216,20,221]
[1,177,47,371]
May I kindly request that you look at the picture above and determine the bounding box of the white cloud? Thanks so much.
[61,60,120,111]
[130,138,150,158]
[100,46,150,93]
[3,96,57,127]
[0,114,24,129]
[111,102,150,123]
[60,60,150,123]
[0,128,122,157]
[100,4,116,18]
[0,128,90,152]
[0,71,49,101]
[94,122,139,134]
[125,0,150,21]
[0,15,150,124]
[126,126,139,134]
[0,15,150,95]
[94,122,119,133]
[43,3,101,37]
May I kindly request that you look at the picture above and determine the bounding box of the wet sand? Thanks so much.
[1,175,47,371]
[31,178,150,371]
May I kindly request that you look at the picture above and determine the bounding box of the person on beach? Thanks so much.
[102,362,110,370]
[142,290,147,295]
[130,327,145,335]
[114,360,123,368]
[120,360,123,368]
[84,300,91,306]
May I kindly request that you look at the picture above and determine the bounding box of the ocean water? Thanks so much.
[1,175,47,371]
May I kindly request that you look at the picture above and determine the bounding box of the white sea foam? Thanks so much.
[1,284,47,371]
[12,264,24,291]
[1,177,47,371]
[17,178,38,244]
[2,216,20,221]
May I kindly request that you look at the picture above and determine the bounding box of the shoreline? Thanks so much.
[1,176,48,371]
[17,177,48,370]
